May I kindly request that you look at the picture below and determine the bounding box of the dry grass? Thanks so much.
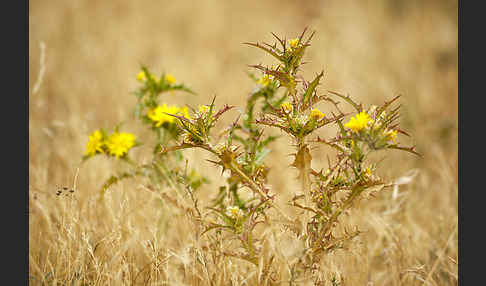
[29,0,457,285]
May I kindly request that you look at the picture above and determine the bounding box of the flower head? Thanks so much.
[164,74,176,85]
[147,104,188,127]
[288,38,299,49]
[344,111,373,133]
[309,108,325,121]
[136,71,147,82]
[281,102,293,114]
[105,132,136,158]
[363,166,373,180]
[226,206,243,219]
[198,105,211,114]
[257,74,273,86]
[365,166,372,176]
[84,130,105,157]
[180,106,191,120]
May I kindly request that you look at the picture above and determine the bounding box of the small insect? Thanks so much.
[56,186,75,197]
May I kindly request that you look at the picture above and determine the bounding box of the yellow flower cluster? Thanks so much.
[147,104,190,127]
[136,71,176,85]
[344,111,373,132]
[84,130,137,159]
[309,108,325,121]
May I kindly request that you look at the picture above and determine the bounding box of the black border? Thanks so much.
[458,0,462,283]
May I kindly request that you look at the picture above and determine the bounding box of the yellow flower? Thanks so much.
[257,74,272,86]
[309,108,325,121]
[136,71,146,82]
[226,206,243,219]
[280,101,293,114]
[180,106,191,120]
[84,130,105,157]
[136,71,158,82]
[164,74,176,85]
[105,132,136,158]
[198,105,210,114]
[288,38,299,49]
[148,104,190,127]
[344,111,372,132]
[385,129,398,143]
[364,166,372,178]
[148,104,179,126]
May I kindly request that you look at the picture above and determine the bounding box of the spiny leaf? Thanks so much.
[248,64,296,90]
[100,171,139,197]
[158,142,200,155]
[270,32,286,51]
[316,136,347,154]
[213,104,235,121]
[291,145,312,186]
[336,119,348,137]
[201,224,233,236]
[169,84,197,95]
[243,42,282,62]
[302,71,324,108]
[377,95,401,118]
[328,90,363,113]
[388,145,422,157]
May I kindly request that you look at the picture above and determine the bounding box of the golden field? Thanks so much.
[29,0,458,285]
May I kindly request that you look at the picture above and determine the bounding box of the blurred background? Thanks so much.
[29,0,457,284]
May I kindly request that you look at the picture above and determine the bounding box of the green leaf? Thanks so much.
[254,148,271,165]
[258,135,278,148]
[302,71,324,107]
[337,120,347,137]
[328,90,362,113]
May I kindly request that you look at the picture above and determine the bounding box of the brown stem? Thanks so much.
[317,186,364,248]
[229,161,267,200]
[296,139,312,204]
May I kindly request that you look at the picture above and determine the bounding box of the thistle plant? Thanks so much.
[244,29,419,274]
[81,28,419,282]
[82,68,207,197]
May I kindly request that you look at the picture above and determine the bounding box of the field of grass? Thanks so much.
[29,0,457,285]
